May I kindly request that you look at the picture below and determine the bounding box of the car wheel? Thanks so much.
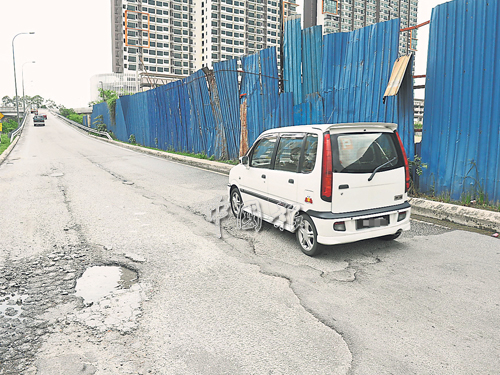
[296,214,322,256]
[380,230,402,241]
[230,187,243,218]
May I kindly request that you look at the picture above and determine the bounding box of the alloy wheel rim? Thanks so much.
[299,220,314,251]
[231,192,241,214]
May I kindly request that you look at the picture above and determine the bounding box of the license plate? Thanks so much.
[356,215,389,229]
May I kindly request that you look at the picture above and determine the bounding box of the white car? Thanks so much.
[228,123,411,256]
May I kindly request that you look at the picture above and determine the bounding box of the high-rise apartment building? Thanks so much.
[111,0,195,77]
[194,0,288,69]
[304,0,419,55]
[111,0,298,79]
[111,0,416,84]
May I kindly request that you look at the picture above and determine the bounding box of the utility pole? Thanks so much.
[12,32,35,126]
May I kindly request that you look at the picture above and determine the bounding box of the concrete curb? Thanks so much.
[409,197,499,233]
[91,135,235,175]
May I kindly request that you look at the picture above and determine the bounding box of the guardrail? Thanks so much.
[50,110,113,140]
[9,109,29,142]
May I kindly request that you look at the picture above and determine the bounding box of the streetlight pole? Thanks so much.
[22,61,36,113]
[12,32,35,127]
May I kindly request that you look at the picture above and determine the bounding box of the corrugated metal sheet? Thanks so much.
[277,92,294,127]
[283,15,302,106]
[185,69,216,156]
[321,31,349,124]
[420,0,500,203]
[240,48,283,144]
[302,26,323,101]
[396,54,415,162]
[213,60,240,159]
[240,51,263,145]
[260,47,280,130]
[321,19,414,160]
[90,102,111,132]
[91,17,414,165]
[324,20,400,124]
[384,55,412,98]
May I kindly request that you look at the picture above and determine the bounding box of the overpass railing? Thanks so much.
[9,109,29,142]
[50,110,113,140]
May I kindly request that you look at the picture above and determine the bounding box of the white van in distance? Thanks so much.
[228,123,411,256]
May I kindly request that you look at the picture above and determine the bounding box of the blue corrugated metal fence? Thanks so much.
[91,18,414,168]
[420,0,500,203]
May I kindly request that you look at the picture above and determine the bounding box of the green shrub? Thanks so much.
[1,119,18,134]
[68,113,83,124]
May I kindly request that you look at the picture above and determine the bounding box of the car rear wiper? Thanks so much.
[368,157,397,181]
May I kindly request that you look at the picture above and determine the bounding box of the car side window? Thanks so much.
[249,136,277,169]
[274,135,304,173]
[300,134,318,173]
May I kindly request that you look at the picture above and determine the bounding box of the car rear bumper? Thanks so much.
[311,205,411,245]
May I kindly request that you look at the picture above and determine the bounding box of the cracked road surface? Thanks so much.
[0,115,499,374]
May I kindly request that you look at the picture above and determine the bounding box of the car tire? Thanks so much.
[296,214,322,256]
[230,187,243,218]
[380,230,402,241]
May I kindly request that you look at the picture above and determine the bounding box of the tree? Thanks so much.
[2,96,13,107]
[31,95,44,108]
[59,106,76,118]
[1,119,18,133]
[45,99,57,109]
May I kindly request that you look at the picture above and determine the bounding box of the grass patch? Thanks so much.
[0,133,11,155]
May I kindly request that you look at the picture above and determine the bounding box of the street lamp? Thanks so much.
[22,61,36,113]
[12,31,35,127]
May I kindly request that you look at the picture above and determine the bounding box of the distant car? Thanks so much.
[33,115,45,126]
[42,114,47,119]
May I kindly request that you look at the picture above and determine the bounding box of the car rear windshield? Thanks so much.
[330,132,404,174]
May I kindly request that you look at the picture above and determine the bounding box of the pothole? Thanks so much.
[0,292,28,318]
[75,266,138,305]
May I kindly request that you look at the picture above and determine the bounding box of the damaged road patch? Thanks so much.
[0,247,147,374]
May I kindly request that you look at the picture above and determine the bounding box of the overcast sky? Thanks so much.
[0,0,445,108]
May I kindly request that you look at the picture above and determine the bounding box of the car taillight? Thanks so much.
[321,133,333,201]
[395,131,410,193]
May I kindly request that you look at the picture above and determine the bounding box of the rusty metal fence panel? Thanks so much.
[420,0,500,203]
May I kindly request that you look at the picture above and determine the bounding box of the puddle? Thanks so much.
[75,266,138,304]
[0,292,27,318]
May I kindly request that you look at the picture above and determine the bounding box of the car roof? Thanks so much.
[259,122,397,136]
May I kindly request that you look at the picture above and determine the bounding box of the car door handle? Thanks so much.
[339,184,349,189]
[261,174,266,179]
[288,179,294,184]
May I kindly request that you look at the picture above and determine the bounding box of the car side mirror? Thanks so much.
[240,155,249,167]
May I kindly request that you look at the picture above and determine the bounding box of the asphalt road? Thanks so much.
[0,113,498,375]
